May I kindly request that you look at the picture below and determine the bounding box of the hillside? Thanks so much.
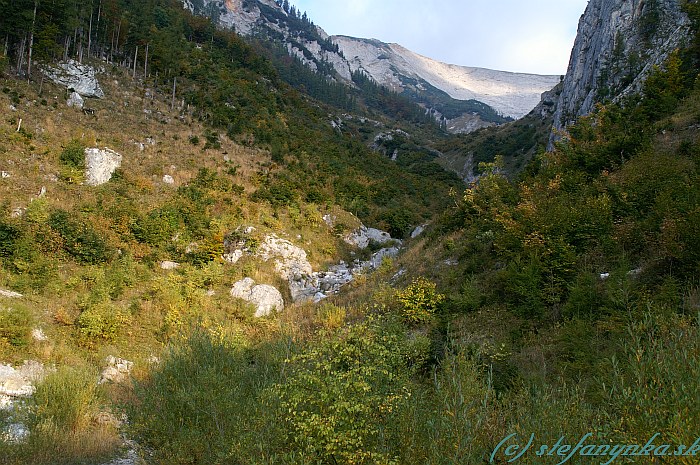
[1,0,700,464]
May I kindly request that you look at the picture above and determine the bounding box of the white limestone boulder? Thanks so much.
[230,278,284,318]
[84,148,122,186]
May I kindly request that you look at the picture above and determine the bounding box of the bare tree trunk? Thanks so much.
[144,43,149,78]
[88,7,93,59]
[64,36,70,61]
[109,22,116,62]
[17,35,27,76]
[115,19,121,59]
[171,77,177,110]
[73,27,78,59]
[96,0,102,59]
[133,46,138,78]
[3,36,8,57]
[27,0,39,81]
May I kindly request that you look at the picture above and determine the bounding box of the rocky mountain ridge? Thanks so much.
[182,0,560,131]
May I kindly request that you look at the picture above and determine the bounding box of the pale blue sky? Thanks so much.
[289,0,589,75]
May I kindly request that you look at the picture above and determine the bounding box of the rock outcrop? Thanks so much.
[344,226,395,250]
[0,289,23,299]
[42,59,105,98]
[258,234,313,279]
[85,148,122,186]
[230,278,284,317]
[551,0,691,145]
[222,224,402,303]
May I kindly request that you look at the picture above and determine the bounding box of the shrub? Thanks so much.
[76,302,130,344]
[48,210,112,264]
[0,221,21,259]
[128,331,288,463]
[58,139,86,169]
[394,277,445,324]
[29,366,100,433]
[0,304,33,347]
[277,318,412,464]
[14,366,121,465]
[131,208,180,246]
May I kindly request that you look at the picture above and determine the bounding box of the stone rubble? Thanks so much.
[224,223,402,303]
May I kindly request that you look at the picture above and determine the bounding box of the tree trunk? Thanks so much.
[64,35,70,61]
[17,35,26,76]
[144,43,149,78]
[88,7,93,59]
[27,0,39,81]
[133,45,138,78]
[171,77,177,110]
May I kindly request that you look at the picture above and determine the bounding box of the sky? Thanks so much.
[288,0,589,75]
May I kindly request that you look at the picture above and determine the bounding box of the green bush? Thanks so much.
[128,331,288,464]
[48,210,112,264]
[58,139,86,169]
[0,304,33,347]
[0,221,21,258]
[76,302,130,343]
[131,208,180,246]
[277,317,413,464]
[394,277,445,324]
[29,366,100,433]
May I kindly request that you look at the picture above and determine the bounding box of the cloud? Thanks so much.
[290,0,588,75]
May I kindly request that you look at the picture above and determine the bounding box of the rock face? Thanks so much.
[0,289,23,298]
[551,0,691,144]
[67,91,85,109]
[0,361,45,398]
[230,278,284,317]
[42,59,104,98]
[84,148,122,186]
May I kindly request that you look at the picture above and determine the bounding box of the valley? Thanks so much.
[1,0,699,464]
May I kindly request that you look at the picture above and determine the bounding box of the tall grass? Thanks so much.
[127,330,292,464]
[1,366,120,465]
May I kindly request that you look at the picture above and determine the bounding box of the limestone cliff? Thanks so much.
[551,0,692,144]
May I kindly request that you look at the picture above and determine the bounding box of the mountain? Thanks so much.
[183,0,560,132]
[551,0,693,142]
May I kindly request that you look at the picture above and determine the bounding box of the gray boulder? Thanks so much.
[67,91,84,109]
[42,60,104,98]
[344,225,395,249]
[230,278,284,317]
[85,147,122,186]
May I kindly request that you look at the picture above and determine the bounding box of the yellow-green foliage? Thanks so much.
[30,367,100,433]
[277,317,413,465]
[394,277,445,324]
[76,301,130,344]
[0,304,33,348]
